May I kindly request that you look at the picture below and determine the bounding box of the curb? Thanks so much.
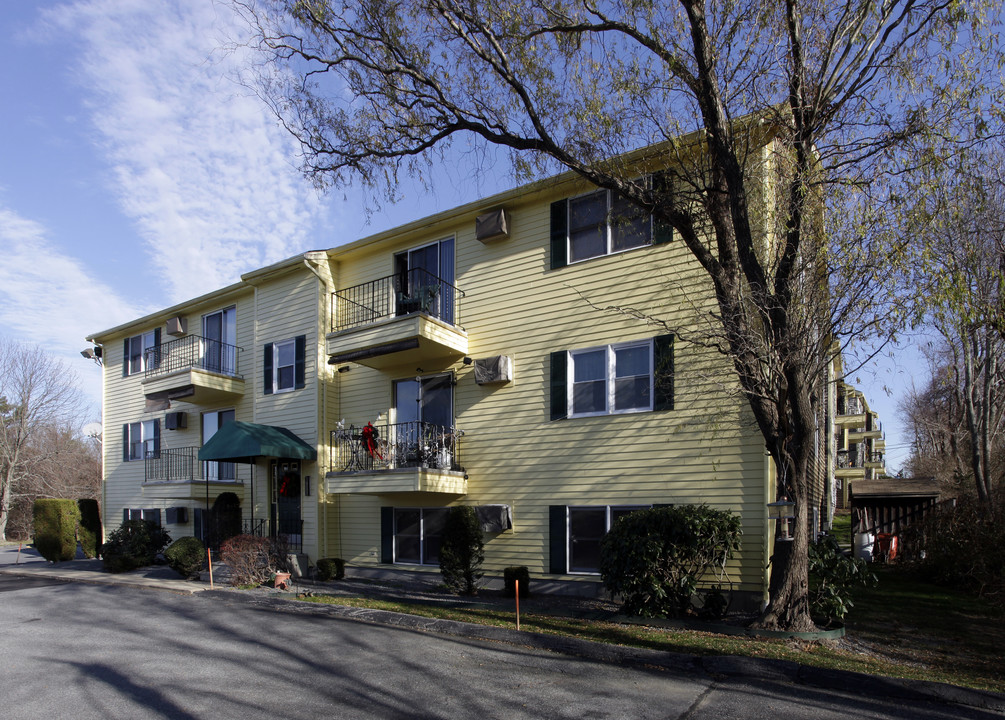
[215,590,1005,714]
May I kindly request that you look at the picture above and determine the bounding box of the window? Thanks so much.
[552,335,673,421]
[569,340,652,417]
[202,307,236,375]
[202,409,235,481]
[122,508,162,526]
[566,505,648,574]
[123,329,160,376]
[263,335,306,394]
[551,174,671,269]
[123,420,160,461]
[392,507,448,565]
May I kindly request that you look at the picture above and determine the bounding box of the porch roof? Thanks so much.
[197,421,316,464]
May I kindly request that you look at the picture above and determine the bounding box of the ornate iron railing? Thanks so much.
[330,268,463,332]
[837,449,864,469]
[330,421,462,473]
[242,518,303,555]
[144,335,242,378]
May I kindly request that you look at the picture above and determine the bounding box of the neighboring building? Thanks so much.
[833,379,888,508]
[87,142,835,606]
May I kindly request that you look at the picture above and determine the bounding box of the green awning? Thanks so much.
[197,421,317,463]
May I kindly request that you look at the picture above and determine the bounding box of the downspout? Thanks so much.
[303,258,328,560]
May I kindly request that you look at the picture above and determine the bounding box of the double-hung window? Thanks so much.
[123,420,159,461]
[552,335,673,420]
[263,335,306,394]
[123,329,160,376]
[551,173,671,268]
[565,505,648,574]
[568,340,653,417]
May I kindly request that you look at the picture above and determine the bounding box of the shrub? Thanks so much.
[808,533,877,625]
[901,490,1005,608]
[503,566,530,598]
[600,504,742,618]
[164,536,206,579]
[101,520,171,573]
[77,499,101,559]
[32,499,80,563]
[317,557,346,582]
[439,506,484,595]
[220,534,271,586]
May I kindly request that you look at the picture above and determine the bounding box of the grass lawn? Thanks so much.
[830,511,852,546]
[294,565,1003,693]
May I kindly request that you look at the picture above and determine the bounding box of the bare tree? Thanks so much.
[0,339,88,541]
[908,148,1005,509]
[235,0,1003,630]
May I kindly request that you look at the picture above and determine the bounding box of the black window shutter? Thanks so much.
[122,508,129,524]
[294,335,306,389]
[380,507,394,564]
[652,171,673,245]
[654,334,674,411]
[549,505,568,574]
[122,424,130,462]
[550,199,568,269]
[123,338,131,377]
[193,508,204,542]
[152,419,161,458]
[263,344,274,395]
[550,351,568,421]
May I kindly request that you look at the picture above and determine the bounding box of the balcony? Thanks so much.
[835,449,867,479]
[325,421,467,495]
[865,451,886,469]
[849,414,882,440]
[326,269,467,369]
[141,335,245,404]
[142,446,245,500]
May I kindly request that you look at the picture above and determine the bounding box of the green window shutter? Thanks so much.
[550,350,568,421]
[652,171,673,246]
[122,424,130,462]
[654,334,674,411]
[550,199,568,269]
[549,505,568,574]
[380,507,394,564]
[152,419,161,458]
[122,509,129,524]
[294,335,306,389]
[123,338,131,377]
[151,328,162,370]
[263,344,273,395]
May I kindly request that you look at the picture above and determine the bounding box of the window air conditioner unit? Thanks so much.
[165,315,188,336]
[165,411,187,430]
[473,355,512,385]
[475,208,510,244]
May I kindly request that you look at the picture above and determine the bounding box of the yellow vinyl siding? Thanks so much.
[323,184,771,592]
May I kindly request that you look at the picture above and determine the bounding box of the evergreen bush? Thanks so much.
[439,506,484,595]
[317,557,346,582]
[32,499,79,563]
[101,520,171,573]
[164,536,206,579]
[808,533,877,625]
[599,504,742,618]
[503,566,530,598]
[77,499,101,559]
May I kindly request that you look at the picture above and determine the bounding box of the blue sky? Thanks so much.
[0,0,917,470]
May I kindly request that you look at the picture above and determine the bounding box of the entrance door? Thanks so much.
[270,460,302,552]
[203,307,236,374]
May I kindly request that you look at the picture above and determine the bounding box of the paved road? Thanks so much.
[1,577,1000,720]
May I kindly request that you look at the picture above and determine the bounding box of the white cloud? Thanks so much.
[0,206,140,411]
[41,0,328,304]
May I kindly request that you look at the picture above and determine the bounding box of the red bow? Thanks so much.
[361,422,383,459]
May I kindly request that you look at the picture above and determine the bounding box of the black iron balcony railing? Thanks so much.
[242,518,303,555]
[330,421,462,473]
[837,396,865,416]
[837,450,865,469]
[331,268,463,332]
[144,335,243,379]
[869,451,885,465]
[144,446,238,483]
